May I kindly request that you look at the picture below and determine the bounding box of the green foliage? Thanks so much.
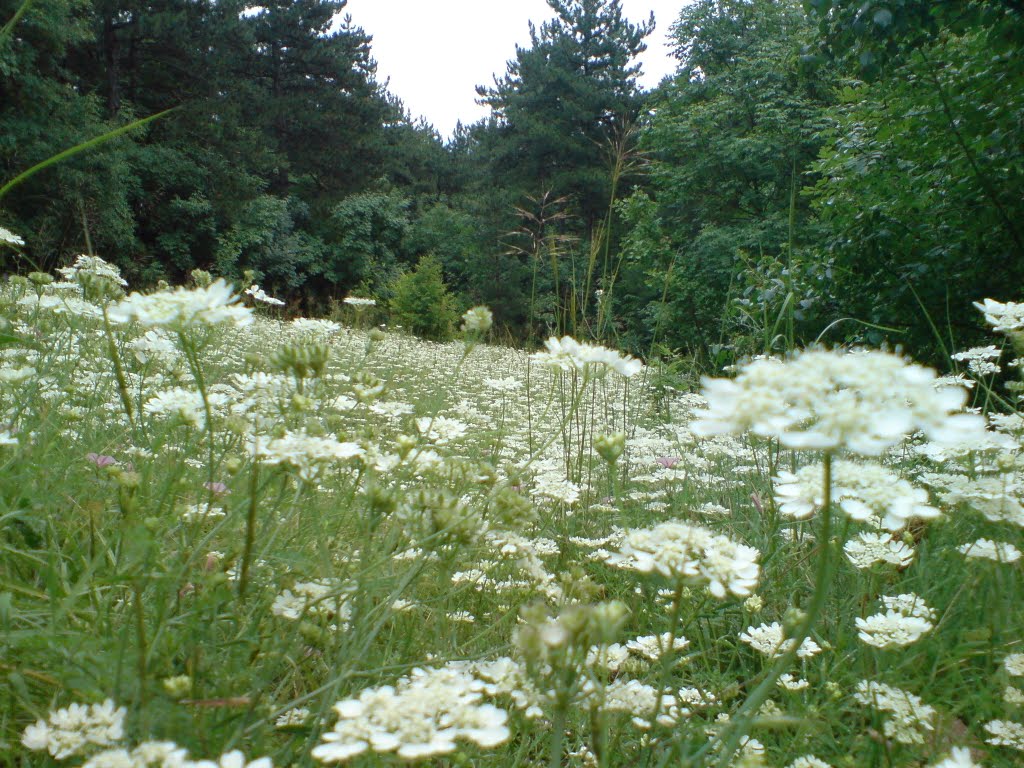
[808,17,1024,357]
[629,0,836,361]
[389,254,459,340]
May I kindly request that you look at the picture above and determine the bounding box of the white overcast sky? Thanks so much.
[343,0,687,138]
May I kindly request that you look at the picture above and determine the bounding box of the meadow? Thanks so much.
[2,255,1023,768]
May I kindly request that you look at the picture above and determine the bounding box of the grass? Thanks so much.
[1,270,1023,768]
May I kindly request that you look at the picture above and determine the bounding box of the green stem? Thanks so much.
[710,453,834,767]
[237,461,260,604]
[103,307,136,431]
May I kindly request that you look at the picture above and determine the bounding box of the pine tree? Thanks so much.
[478,0,653,227]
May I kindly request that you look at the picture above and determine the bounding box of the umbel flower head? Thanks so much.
[692,348,983,455]
[108,278,253,329]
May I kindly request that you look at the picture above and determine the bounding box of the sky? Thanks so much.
[343,0,686,138]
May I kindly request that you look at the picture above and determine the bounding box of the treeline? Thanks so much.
[1,0,1022,364]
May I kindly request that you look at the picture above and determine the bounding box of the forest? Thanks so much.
[2,0,1023,365]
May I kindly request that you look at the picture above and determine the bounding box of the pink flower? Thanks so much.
[204,481,229,495]
[656,456,680,469]
[86,453,118,468]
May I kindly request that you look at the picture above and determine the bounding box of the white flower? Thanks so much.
[844,532,915,569]
[774,460,939,531]
[975,298,1024,333]
[1005,653,1024,676]
[855,681,935,745]
[787,756,831,768]
[626,632,690,661]
[251,431,364,480]
[21,699,127,759]
[607,521,760,599]
[693,348,984,454]
[959,538,1022,563]
[189,749,273,768]
[739,622,821,658]
[245,284,285,306]
[952,345,1002,376]
[460,306,493,334]
[985,719,1024,750]
[0,226,25,246]
[109,279,252,328]
[856,611,933,648]
[532,336,642,377]
[928,747,981,768]
[343,296,376,307]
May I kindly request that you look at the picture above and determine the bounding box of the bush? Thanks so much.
[388,254,459,340]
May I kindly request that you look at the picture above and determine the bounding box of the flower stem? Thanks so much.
[709,453,833,767]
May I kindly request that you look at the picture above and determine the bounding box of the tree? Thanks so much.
[621,0,837,361]
[478,0,653,228]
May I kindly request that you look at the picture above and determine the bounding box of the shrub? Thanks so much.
[389,254,459,340]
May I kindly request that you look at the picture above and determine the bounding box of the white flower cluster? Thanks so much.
[271,579,352,627]
[291,317,341,335]
[975,298,1024,333]
[0,225,24,246]
[854,681,936,744]
[83,745,271,768]
[57,254,129,288]
[531,336,642,378]
[926,471,1024,526]
[927,747,981,768]
[582,678,679,729]
[606,521,760,599]
[855,593,934,649]
[625,632,690,661]
[251,430,364,480]
[109,279,252,328]
[244,284,285,306]
[959,538,1022,563]
[952,345,1002,376]
[21,699,127,759]
[739,622,822,659]
[985,719,1024,751]
[312,667,509,762]
[144,387,227,429]
[844,532,915,569]
[342,296,376,308]
[693,348,983,454]
[774,459,939,531]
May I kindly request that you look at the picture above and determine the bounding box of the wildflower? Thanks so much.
[855,611,933,648]
[0,226,24,246]
[844,532,915,569]
[985,719,1024,750]
[952,345,1002,376]
[777,674,810,691]
[87,453,118,468]
[854,681,936,744]
[626,632,690,661]
[1005,654,1024,676]
[532,336,642,378]
[460,306,493,335]
[607,521,760,599]
[83,741,189,768]
[144,388,222,429]
[244,284,285,306]
[291,317,341,335]
[739,622,821,659]
[959,538,1022,563]
[928,747,981,768]
[311,667,509,762]
[108,279,252,328]
[692,348,983,454]
[22,699,127,759]
[251,431,364,480]
[276,708,311,728]
[189,749,273,768]
[415,416,468,444]
[975,298,1024,333]
[787,758,831,768]
[342,296,376,308]
[774,460,939,531]
[1005,686,1024,705]
[587,678,679,728]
